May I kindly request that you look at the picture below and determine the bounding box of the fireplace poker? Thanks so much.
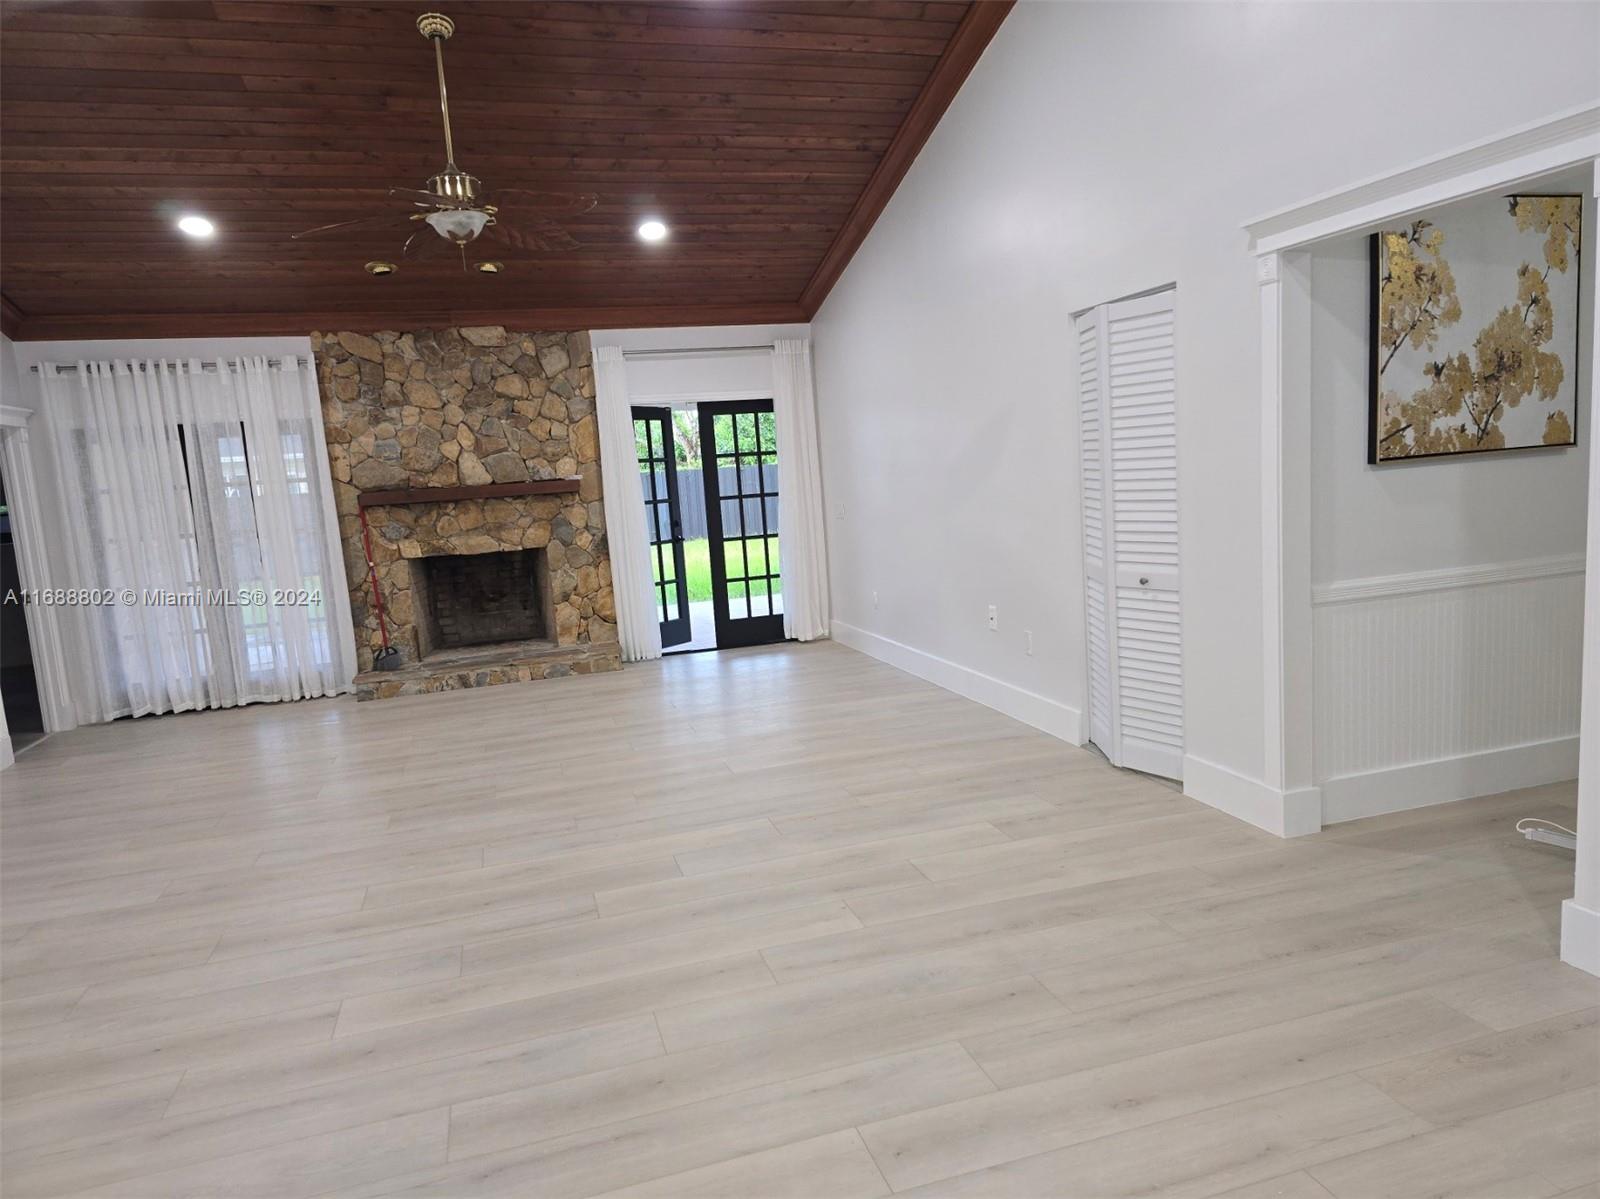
[357,506,403,670]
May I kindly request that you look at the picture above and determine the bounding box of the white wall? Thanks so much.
[0,335,22,408]
[1306,189,1595,819]
[811,1,1600,796]
[1309,205,1594,587]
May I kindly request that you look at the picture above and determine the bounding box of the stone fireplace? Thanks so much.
[315,325,623,700]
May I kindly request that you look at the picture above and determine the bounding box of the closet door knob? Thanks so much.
[1139,576,1149,586]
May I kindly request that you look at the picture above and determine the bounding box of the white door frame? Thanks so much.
[0,404,73,737]
[1242,102,1600,975]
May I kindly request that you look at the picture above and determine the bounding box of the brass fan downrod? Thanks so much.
[417,13,478,203]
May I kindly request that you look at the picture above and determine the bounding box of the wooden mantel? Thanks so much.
[356,479,581,509]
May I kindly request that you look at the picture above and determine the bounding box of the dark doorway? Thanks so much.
[697,399,785,650]
[632,406,692,649]
[0,462,46,753]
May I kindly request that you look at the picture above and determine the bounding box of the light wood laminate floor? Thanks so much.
[1,642,1595,1198]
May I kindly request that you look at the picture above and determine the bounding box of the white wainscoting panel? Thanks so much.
[1313,554,1584,822]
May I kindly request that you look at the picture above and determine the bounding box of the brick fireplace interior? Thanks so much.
[411,548,553,660]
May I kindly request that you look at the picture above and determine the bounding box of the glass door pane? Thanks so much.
[697,399,784,649]
[632,406,691,648]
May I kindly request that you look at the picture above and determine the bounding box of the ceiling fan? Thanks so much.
[291,12,597,272]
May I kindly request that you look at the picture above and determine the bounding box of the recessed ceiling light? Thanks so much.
[637,219,668,242]
[476,261,504,274]
[364,261,397,276]
[176,214,215,239]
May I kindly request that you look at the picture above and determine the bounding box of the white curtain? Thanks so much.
[38,356,356,726]
[772,338,831,641]
[593,344,662,662]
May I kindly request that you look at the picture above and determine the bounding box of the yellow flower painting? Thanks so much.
[1371,193,1582,462]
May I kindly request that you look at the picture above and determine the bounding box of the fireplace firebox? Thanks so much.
[410,548,552,660]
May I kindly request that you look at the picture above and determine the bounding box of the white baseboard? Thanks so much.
[1561,899,1600,977]
[1182,754,1322,838]
[830,620,1085,745]
[1320,735,1579,825]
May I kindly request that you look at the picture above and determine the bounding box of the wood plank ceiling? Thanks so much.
[0,0,1010,340]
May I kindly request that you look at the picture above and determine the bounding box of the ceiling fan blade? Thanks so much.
[402,223,454,260]
[489,190,599,217]
[487,216,580,254]
[290,210,417,240]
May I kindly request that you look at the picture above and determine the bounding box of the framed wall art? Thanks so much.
[1369,192,1583,463]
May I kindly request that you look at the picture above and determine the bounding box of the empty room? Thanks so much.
[1,2,1599,1197]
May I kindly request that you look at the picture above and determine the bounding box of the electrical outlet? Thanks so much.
[987,604,998,631]
[1025,629,1033,655]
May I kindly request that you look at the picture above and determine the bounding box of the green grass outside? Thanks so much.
[655,536,780,603]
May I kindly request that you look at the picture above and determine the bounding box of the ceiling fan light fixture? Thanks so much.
[425,208,491,243]
[476,261,504,274]
[176,214,215,239]
[365,260,397,276]
[637,219,668,242]
[288,16,595,260]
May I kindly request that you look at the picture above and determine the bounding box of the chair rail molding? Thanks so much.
[1312,553,1587,605]
[1224,108,1600,849]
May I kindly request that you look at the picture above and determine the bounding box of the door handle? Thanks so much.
[1139,576,1150,586]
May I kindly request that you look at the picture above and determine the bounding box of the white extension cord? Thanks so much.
[1515,817,1578,851]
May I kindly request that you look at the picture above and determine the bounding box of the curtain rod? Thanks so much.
[620,343,773,358]
[29,358,303,374]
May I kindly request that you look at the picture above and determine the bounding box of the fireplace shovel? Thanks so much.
[358,507,403,671]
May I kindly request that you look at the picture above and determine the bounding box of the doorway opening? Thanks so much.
[632,399,784,654]
[0,462,47,755]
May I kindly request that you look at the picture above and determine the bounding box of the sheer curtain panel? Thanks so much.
[593,345,662,662]
[39,356,356,726]
[771,338,831,641]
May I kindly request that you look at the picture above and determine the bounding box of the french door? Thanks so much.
[632,406,691,649]
[697,399,785,649]
[1077,288,1183,781]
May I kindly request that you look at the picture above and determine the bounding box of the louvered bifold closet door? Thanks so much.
[1104,289,1181,780]
[1078,313,1116,757]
